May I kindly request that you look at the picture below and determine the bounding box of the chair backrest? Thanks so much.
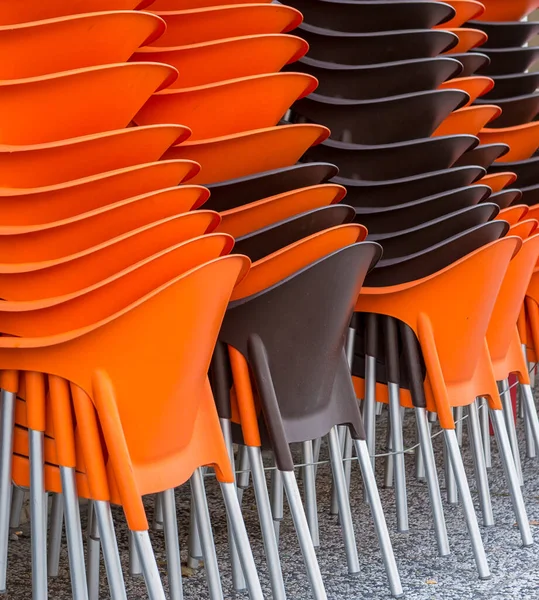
[355,184,491,233]
[489,189,523,209]
[438,75,494,105]
[474,170,517,192]
[477,92,539,129]
[521,182,539,207]
[451,51,490,76]
[475,46,539,76]
[478,121,539,162]
[365,220,509,287]
[433,104,501,137]
[489,155,539,187]
[293,89,468,144]
[443,26,487,54]
[485,72,539,100]
[235,204,358,262]
[453,142,509,168]
[496,204,529,225]
[301,134,478,180]
[434,0,484,28]
[205,162,337,212]
[471,19,539,48]
[151,0,271,8]
[509,219,538,240]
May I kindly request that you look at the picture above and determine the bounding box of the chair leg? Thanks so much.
[442,415,458,505]
[132,530,166,600]
[61,466,89,600]
[330,427,345,515]
[414,407,450,557]
[29,429,48,600]
[312,437,322,478]
[48,493,64,578]
[415,437,425,482]
[384,417,394,489]
[363,355,377,474]
[161,489,183,600]
[87,501,101,600]
[281,470,327,600]
[499,379,524,486]
[388,383,408,533]
[353,439,403,598]
[151,494,163,531]
[479,398,492,468]
[236,445,251,504]
[270,465,284,544]
[490,409,533,547]
[342,431,353,495]
[190,468,224,600]
[0,390,15,593]
[9,485,25,529]
[328,427,360,574]
[187,485,202,569]
[247,446,286,600]
[522,343,537,459]
[303,440,320,547]
[455,407,464,446]
[220,482,265,600]
[466,403,494,527]
[520,382,539,456]
[523,395,536,459]
[443,429,490,580]
[94,501,127,600]
[128,530,142,577]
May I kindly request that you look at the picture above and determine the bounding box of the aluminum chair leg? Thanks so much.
[9,485,25,529]
[455,407,464,446]
[330,427,346,515]
[353,439,403,598]
[414,408,450,556]
[191,468,224,600]
[29,429,48,600]
[129,530,142,577]
[522,344,537,459]
[0,390,15,592]
[303,440,320,547]
[132,530,166,600]
[442,413,458,505]
[342,431,353,495]
[94,501,127,600]
[521,382,539,454]
[490,409,533,547]
[466,404,494,527]
[187,488,202,569]
[313,438,322,478]
[221,482,265,600]
[443,430,490,580]
[270,465,284,544]
[161,489,183,600]
[415,437,425,482]
[384,418,394,489]
[388,383,408,533]
[479,398,492,468]
[499,379,524,486]
[87,501,101,600]
[151,494,163,532]
[523,394,536,459]
[237,445,251,504]
[48,493,64,578]
[281,470,327,600]
[363,355,377,473]
[247,446,286,600]
[328,427,360,574]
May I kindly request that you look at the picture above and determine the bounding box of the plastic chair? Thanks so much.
[334,165,486,208]
[164,123,329,184]
[290,56,462,99]
[496,205,529,225]
[0,11,166,80]
[433,0,485,28]
[0,62,178,145]
[450,52,490,76]
[473,46,539,76]
[443,27,488,54]
[295,23,459,64]
[292,89,468,144]
[0,160,199,226]
[475,171,518,192]
[135,72,317,140]
[150,4,303,46]
[216,183,346,238]
[0,124,190,188]
[473,0,539,21]
[521,182,539,207]
[488,189,523,209]
[205,162,338,212]
[489,155,539,188]
[279,0,454,31]
[483,72,539,100]
[151,0,270,8]
[433,104,501,137]
[477,93,539,129]
[438,75,494,106]
[470,19,539,48]
[453,143,510,168]
[0,0,154,24]
[301,134,479,180]
[478,122,539,162]
[131,33,308,88]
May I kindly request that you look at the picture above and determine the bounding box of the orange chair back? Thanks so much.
[478,122,539,162]
[474,171,517,192]
[433,0,485,28]
[509,219,539,240]
[496,205,529,226]
[438,76,494,106]
[151,0,271,8]
[433,104,501,137]
[443,27,488,54]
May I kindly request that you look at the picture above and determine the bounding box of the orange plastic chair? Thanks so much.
[0,0,155,25]
[474,171,517,192]
[438,76,494,106]
[0,124,190,188]
[131,33,308,88]
[443,28,488,54]
[134,73,318,140]
[216,184,347,238]
[478,122,539,162]
[150,4,303,46]
[0,62,178,145]
[0,160,199,226]
[509,219,539,240]
[433,0,485,28]
[0,11,166,80]
[495,205,530,225]
[474,0,539,21]
[151,0,270,7]
[165,124,330,184]
[433,104,501,137]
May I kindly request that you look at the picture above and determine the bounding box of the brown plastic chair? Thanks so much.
[470,19,539,48]
[131,33,308,88]
[484,72,539,100]
[433,0,485,28]
[489,155,539,188]
[150,4,303,46]
[477,93,539,129]
[473,46,539,76]
[488,189,523,209]
[433,104,501,137]
[438,75,494,106]
[474,0,539,21]
[135,73,317,140]
[0,63,178,145]
[478,122,539,162]
[164,124,329,184]
[0,11,165,80]
[450,52,490,76]
[443,27,488,54]
[0,124,190,188]
[453,143,510,168]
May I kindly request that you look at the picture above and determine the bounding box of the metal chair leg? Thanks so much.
[520,382,539,455]
[466,403,494,527]
[455,406,464,446]
[48,493,64,578]
[312,438,322,478]
[270,464,284,544]
[342,431,353,495]
[490,409,533,547]
[128,530,142,577]
[353,439,403,598]
[151,494,163,531]
[499,379,524,486]
[303,440,320,547]
[247,446,286,600]
[479,398,492,468]
[161,489,183,600]
[443,429,490,580]
[132,530,166,600]
[0,390,15,593]
[9,485,25,529]
[363,355,377,473]
[236,445,251,504]
[384,417,394,489]
[87,501,101,600]
[388,383,408,533]
[187,486,202,570]
[29,429,48,600]
[330,427,345,515]
[442,413,458,505]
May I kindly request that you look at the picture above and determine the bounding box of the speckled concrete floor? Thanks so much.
[5,392,539,599]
